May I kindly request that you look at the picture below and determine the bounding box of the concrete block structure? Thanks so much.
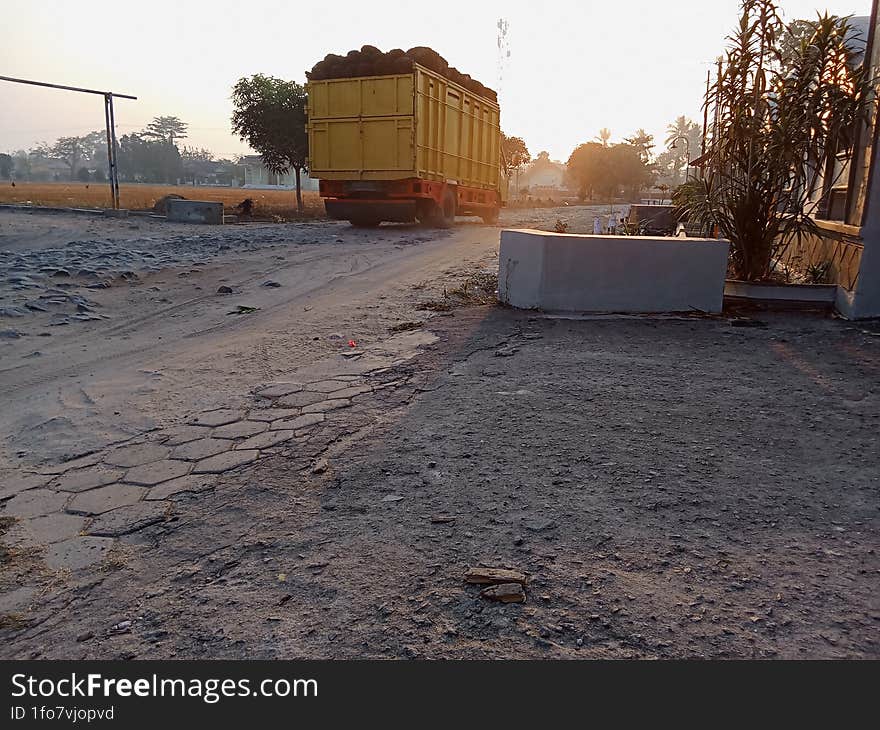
[498,230,730,314]
[165,199,224,225]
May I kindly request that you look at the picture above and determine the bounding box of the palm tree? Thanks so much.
[595,128,611,147]
[665,116,702,185]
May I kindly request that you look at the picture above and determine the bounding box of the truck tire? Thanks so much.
[481,207,500,225]
[436,189,456,229]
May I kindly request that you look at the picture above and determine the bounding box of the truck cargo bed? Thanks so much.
[307,64,501,191]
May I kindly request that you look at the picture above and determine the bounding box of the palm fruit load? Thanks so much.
[306,45,498,103]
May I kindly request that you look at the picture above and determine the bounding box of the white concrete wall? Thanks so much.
[499,229,730,313]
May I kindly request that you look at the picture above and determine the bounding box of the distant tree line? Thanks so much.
[1,115,242,185]
[502,114,704,202]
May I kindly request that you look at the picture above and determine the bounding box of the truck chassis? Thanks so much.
[319,178,501,227]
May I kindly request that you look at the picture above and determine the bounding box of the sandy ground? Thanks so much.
[2,204,876,659]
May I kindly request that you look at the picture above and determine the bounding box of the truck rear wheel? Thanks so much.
[436,189,456,229]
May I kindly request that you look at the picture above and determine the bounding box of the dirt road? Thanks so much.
[4,205,874,660]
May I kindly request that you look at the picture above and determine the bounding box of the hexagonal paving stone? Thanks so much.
[124,459,191,486]
[46,536,115,569]
[189,410,245,428]
[55,451,105,472]
[301,398,352,414]
[172,438,231,461]
[68,484,147,515]
[236,430,295,451]
[330,384,374,400]
[255,382,303,399]
[192,450,260,474]
[305,379,359,393]
[270,413,324,431]
[0,473,49,501]
[85,502,168,537]
[103,442,171,468]
[145,474,215,501]
[247,408,300,423]
[20,512,85,545]
[4,488,68,518]
[52,466,124,493]
[275,390,330,409]
[159,425,213,446]
[212,420,267,440]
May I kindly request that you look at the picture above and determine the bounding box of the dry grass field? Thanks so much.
[0,182,325,218]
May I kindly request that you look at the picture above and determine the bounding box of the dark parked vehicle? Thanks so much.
[627,204,679,236]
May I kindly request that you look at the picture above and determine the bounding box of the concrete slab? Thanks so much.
[236,430,295,450]
[19,512,85,545]
[171,438,231,461]
[52,466,124,493]
[123,459,191,486]
[166,199,223,224]
[270,413,324,431]
[159,425,213,446]
[192,450,260,474]
[498,229,730,314]
[247,409,301,423]
[0,473,49,501]
[103,443,171,468]
[212,420,267,440]
[145,474,215,500]
[301,398,352,414]
[4,488,68,518]
[67,484,147,515]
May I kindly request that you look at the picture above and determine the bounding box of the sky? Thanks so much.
[0,0,873,163]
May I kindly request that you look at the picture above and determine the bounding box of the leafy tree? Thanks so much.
[51,136,87,180]
[608,143,655,199]
[117,133,182,183]
[13,150,31,180]
[0,153,12,179]
[50,132,104,180]
[566,142,608,201]
[231,74,308,213]
[142,116,188,145]
[568,141,654,202]
[680,1,875,280]
[501,134,531,177]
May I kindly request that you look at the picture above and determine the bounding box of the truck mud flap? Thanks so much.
[324,199,417,224]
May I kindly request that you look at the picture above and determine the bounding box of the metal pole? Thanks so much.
[107,94,120,209]
[103,95,116,209]
[0,75,136,211]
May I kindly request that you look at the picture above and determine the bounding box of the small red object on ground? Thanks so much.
[348,340,357,348]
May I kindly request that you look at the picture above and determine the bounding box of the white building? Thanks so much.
[239,155,319,190]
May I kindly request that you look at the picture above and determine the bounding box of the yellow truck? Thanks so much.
[307,61,505,227]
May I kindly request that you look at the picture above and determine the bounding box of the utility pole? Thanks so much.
[0,75,136,209]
